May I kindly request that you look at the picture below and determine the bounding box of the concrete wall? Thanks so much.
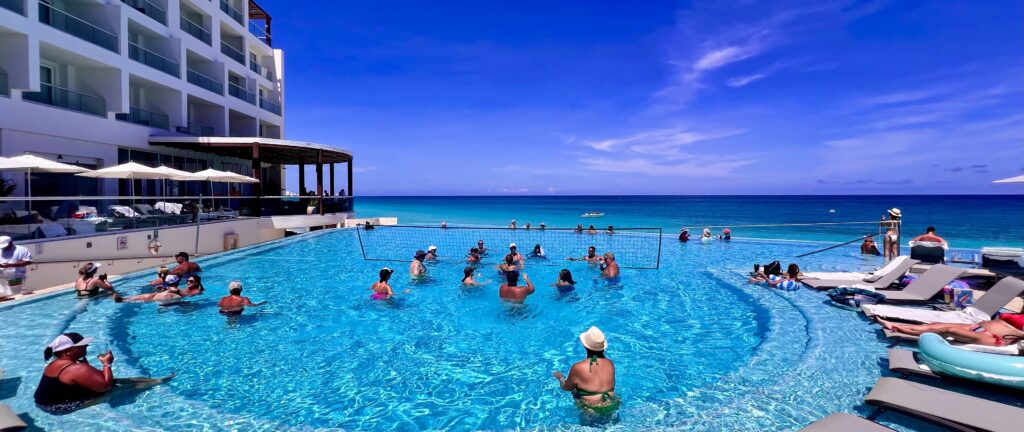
[18,217,285,291]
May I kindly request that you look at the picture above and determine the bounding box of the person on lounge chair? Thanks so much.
[911,226,947,246]
[878,313,1024,347]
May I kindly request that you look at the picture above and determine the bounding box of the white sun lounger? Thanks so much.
[798,413,896,432]
[864,377,1024,431]
[863,276,1024,324]
[802,257,919,290]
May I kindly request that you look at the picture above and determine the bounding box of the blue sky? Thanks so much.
[264,0,1024,195]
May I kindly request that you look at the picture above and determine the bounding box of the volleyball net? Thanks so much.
[356,225,663,269]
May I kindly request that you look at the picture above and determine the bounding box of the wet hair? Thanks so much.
[462,267,474,282]
[588,245,596,251]
[188,274,205,292]
[414,250,426,261]
[470,247,479,254]
[505,270,519,286]
[588,225,595,230]
[926,226,936,233]
[786,263,801,278]
[533,244,542,253]
[504,254,515,265]
[559,269,576,285]
[607,226,614,231]
[379,268,393,282]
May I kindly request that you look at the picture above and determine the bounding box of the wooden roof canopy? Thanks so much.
[248,0,272,45]
[149,137,352,165]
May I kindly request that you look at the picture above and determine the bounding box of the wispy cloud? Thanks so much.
[572,127,751,176]
[576,128,743,154]
[726,73,767,87]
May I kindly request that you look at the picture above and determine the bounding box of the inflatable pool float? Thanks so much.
[826,287,885,309]
[918,332,1024,390]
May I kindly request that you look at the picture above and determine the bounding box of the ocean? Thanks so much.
[354,195,1024,249]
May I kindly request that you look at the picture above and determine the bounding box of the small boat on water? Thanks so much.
[581,211,604,218]
[828,209,837,213]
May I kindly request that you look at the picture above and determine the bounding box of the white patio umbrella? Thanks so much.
[191,168,259,183]
[153,165,206,197]
[0,154,92,197]
[993,174,1024,184]
[76,162,171,197]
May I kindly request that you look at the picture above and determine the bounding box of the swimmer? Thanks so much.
[476,240,488,255]
[701,228,713,241]
[599,253,620,279]
[553,269,577,291]
[179,275,205,297]
[605,226,614,235]
[499,271,535,302]
[410,250,428,277]
[587,225,598,235]
[719,228,731,241]
[441,221,448,229]
[508,243,524,267]
[75,263,115,297]
[217,281,266,314]
[370,267,407,300]
[757,264,801,289]
[425,245,438,261]
[509,219,517,230]
[553,326,619,417]
[114,275,183,303]
[525,222,531,230]
[861,235,881,255]
[497,254,519,274]
[461,267,483,286]
[678,228,690,242]
[147,266,169,287]
[530,244,546,259]
[466,248,481,264]
[539,222,546,230]
[568,246,602,263]
[574,224,584,234]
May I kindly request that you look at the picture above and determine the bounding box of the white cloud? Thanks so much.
[726,73,767,87]
[579,128,743,153]
[573,127,750,176]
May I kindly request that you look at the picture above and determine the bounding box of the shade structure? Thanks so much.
[76,162,174,198]
[153,165,206,181]
[191,168,260,183]
[0,154,92,197]
[993,174,1024,184]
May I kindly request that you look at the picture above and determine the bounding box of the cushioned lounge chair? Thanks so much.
[864,377,1024,431]
[802,257,920,290]
[798,413,896,432]
[863,276,1024,324]
[872,264,964,303]
[887,349,939,378]
[910,242,946,264]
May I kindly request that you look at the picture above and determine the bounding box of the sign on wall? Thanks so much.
[117,236,128,251]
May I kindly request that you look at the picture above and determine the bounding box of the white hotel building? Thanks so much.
[0,0,360,291]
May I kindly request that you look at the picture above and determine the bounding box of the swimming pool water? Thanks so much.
[0,229,1017,430]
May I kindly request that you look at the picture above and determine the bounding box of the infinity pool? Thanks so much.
[0,229,975,430]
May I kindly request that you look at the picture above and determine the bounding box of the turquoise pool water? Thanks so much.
[0,229,1015,430]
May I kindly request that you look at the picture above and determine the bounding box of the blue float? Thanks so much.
[918,332,1024,390]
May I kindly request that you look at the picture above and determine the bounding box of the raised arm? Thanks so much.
[69,356,114,393]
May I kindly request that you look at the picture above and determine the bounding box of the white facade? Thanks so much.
[0,0,285,177]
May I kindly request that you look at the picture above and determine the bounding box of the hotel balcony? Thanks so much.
[176,121,214,136]
[121,0,166,26]
[116,106,169,129]
[128,23,180,77]
[23,82,106,117]
[229,109,257,136]
[249,52,275,81]
[116,76,182,130]
[185,51,224,95]
[182,95,225,135]
[247,0,273,46]
[0,69,8,97]
[220,0,244,25]
[220,40,245,65]
[38,1,119,53]
[1,0,24,15]
[259,96,280,115]
[179,8,210,45]
[129,42,179,77]
[228,81,255,105]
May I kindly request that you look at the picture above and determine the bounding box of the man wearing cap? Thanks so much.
[410,250,427,277]
[425,246,438,261]
[169,252,202,281]
[508,243,524,268]
[0,235,33,299]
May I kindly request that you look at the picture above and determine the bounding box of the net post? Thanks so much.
[656,227,663,269]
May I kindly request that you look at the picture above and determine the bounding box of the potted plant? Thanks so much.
[306,197,320,214]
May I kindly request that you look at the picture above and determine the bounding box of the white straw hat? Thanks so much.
[579,326,607,351]
[888,208,902,218]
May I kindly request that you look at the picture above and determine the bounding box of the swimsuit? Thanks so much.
[572,356,620,416]
[370,292,389,301]
[972,325,1006,346]
[34,362,103,415]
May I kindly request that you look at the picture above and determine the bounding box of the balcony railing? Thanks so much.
[0,70,8,97]
[220,41,245,65]
[23,83,106,117]
[179,16,210,45]
[249,60,262,75]
[187,68,223,95]
[176,121,215,136]
[128,42,179,77]
[38,2,119,53]
[228,82,255,104]
[1,0,24,15]
[121,0,166,25]
[247,21,271,46]
[259,97,281,115]
[115,106,170,130]
[219,0,243,25]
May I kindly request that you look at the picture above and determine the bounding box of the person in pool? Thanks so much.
[877,314,1024,347]
[605,226,614,235]
[574,224,584,234]
[499,271,535,302]
[370,267,406,300]
[701,228,713,241]
[466,248,481,264]
[719,228,731,240]
[860,235,881,255]
[147,266,169,288]
[539,222,546,230]
[509,220,517,230]
[75,263,115,297]
[554,269,577,291]
[587,225,598,235]
[600,253,620,280]
[425,246,439,261]
[497,254,520,274]
[180,275,205,297]
[553,326,619,417]
[476,240,488,255]
[758,264,801,290]
[568,246,602,264]
[34,333,172,415]
[114,275,186,303]
[678,228,690,242]
[410,250,428,278]
[169,252,202,281]
[530,244,546,259]
[508,243,524,267]
[217,281,266,314]
[461,267,483,286]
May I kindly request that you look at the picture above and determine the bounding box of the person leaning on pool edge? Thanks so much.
[553,326,620,416]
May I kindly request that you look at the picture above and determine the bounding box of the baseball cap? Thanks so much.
[48,333,93,353]
[165,274,180,284]
[0,236,11,248]
[428,245,437,251]
[509,242,517,248]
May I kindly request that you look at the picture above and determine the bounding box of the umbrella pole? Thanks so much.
[194,193,202,257]
[26,168,32,214]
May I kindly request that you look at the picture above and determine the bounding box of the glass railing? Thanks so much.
[128,42,179,77]
[115,106,170,130]
[38,2,119,53]
[219,0,242,24]
[249,61,262,75]
[186,68,223,95]
[23,83,106,117]
[0,196,354,241]
[0,70,8,97]
[1,0,24,15]
[121,0,165,25]
[247,21,271,46]
[179,15,210,45]
[228,82,255,104]
[176,121,215,136]
[220,41,245,65]
[259,97,280,115]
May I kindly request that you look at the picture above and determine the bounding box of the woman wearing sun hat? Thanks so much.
[553,326,620,417]
[881,208,902,260]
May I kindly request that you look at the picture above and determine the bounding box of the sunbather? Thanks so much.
[878,314,1024,347]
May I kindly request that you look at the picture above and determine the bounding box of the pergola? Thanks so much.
[147,136,353,198]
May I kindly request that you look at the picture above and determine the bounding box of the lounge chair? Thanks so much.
[863,276,1024,324]
[871,264,964,303]
[865,377,1024,430]
[910,241,946,264]
[802,257,920,290]
[0,404,26,431]
[798,413,896,432]
[983,248,1024,277]
[887,349,939,378]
